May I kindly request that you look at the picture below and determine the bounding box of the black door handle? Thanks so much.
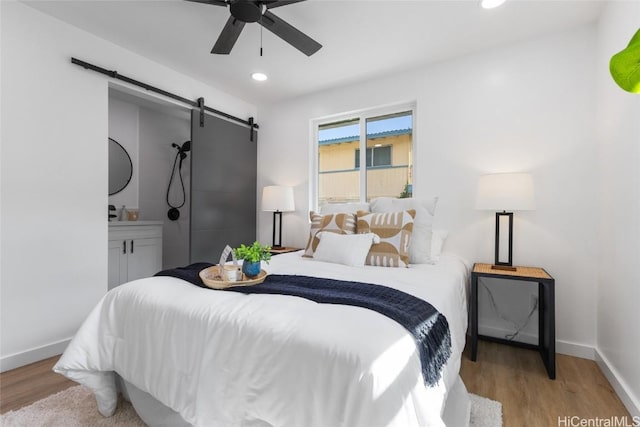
[130,240,134,253]
[122,240,126,254]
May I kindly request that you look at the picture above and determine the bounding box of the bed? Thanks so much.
[54,251,471,427]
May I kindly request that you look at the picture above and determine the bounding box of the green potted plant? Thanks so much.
[234,241,271,278]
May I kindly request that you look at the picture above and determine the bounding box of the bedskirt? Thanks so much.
[119,374,470,427]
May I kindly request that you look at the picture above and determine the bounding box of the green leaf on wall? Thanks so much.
[610,28,640,94]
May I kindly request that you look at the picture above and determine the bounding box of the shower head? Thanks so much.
[171,141,191,162]
[172,141,191,154]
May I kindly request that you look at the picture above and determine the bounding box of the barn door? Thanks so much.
[189,111,257,262]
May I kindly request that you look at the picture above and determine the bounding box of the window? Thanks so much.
[313,107,414,209]
[355,146,392,168]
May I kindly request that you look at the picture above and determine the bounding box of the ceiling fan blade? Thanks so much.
[264,0,306,9]
[212,16,246,54]
[259,10,322,56]
[184,0,228,6]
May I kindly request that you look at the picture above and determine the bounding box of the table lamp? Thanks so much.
[476,173,535,270]
[262,186,295,249]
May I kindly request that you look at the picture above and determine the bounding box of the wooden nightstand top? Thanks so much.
[473,263,553,280]
[269,247,302,255]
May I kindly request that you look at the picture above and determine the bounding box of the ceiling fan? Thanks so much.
[186,0,322,56]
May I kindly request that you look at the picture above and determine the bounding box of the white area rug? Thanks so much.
[470,393,503,427]
[2,385,502,426]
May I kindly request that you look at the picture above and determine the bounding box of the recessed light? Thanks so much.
[251,72,268,82]
[480,0,506,9]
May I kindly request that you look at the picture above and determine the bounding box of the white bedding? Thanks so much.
[54,252,469,427]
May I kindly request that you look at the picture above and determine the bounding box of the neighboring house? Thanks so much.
[318,129,413,205]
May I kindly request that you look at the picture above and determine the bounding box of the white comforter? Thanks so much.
[54,252,469,427]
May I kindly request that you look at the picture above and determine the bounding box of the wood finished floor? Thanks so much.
[0,341,632,426]
[460,342,631,426]
[0,356,75,415]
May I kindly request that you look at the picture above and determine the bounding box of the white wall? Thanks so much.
[257,26,599,356]
[595,1,640,417]
[108,97,139,209]
[0,1,256,371]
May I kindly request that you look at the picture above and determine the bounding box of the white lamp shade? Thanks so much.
[262,186,295,212]
[475,173,535,211]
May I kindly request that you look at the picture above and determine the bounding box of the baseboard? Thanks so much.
[595,348,640,418]
[478,325,595,360]
[556,340,595,360]
[0,338,71,372]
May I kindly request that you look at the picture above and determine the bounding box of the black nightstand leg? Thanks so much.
[471,273,479,361]
[538,280,556,379]
[538,281,545,361]
[545,280,556,379]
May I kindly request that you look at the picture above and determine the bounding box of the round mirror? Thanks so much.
[109,137,133,195]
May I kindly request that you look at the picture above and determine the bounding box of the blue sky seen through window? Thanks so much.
[318,113,412,142]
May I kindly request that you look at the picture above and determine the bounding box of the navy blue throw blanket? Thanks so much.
[155,263,451,387]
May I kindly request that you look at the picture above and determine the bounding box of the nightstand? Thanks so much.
[470,263,556,379]
[269,247,302,256]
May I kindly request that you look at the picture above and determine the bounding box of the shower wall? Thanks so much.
[138,106,191,269]
[109,92,191,269]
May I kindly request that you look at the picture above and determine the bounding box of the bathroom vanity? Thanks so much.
[108,221,163,290]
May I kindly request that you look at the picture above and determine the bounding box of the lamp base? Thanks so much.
[494,211,514,267]
[272,211,283,248]
[491,264,517,272]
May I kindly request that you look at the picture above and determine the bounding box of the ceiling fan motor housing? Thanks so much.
[230,0,264,23]
[188,0,322,56]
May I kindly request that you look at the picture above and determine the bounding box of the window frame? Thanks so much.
[310,102,416,211]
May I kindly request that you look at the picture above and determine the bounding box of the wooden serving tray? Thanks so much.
[199,265,267,290]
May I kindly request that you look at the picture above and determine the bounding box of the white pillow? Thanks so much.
[369,197,394,213]
[429,229,449,264]
[370,197,439,264]
[390,197,438,216]
[313,232,379,267]
[370,197,437,216]
[320,202,370,214]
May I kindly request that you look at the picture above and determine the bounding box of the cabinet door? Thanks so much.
[108,239,128,290]
[127,237,162,282]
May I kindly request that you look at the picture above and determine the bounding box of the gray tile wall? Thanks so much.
[138,106,190,269]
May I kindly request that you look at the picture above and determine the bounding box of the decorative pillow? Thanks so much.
[356,210,416,267]
[303,212,357,257]
[313,232,380,267]
[370,197,439,264]
[320,202,370,215]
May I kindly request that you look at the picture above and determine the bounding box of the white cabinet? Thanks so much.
[108,221,163,290]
